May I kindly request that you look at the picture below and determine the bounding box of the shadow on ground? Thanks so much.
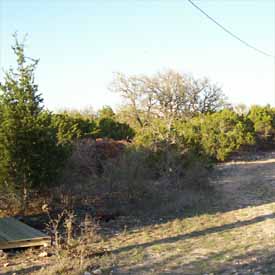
[112,250,275,275]
[1,265,45,275]
[2,153,275,274]
[115,248,275,274]
[110,212,275,255]
[12,154,275,239]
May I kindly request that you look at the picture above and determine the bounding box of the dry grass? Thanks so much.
[2,152,275,274]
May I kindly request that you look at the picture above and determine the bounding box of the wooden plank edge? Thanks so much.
[0,236,50,244]
[0,239,51,250]
[1,236,51,243]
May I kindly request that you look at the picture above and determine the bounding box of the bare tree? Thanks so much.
[110,73,149,127]
[110,70,228,127]
[184,76,227,114]
[233,103,248,116]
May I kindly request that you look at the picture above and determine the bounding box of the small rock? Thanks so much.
[3,262,9,267]
[93,269,102,275]
[38,251,48,257]
[84,272,92,275]
[43,242,49,247]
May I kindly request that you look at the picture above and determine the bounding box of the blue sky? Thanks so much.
[0,0,274,111]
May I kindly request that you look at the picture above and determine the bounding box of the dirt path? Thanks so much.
[108,152,275,274]
[215,152,275,210]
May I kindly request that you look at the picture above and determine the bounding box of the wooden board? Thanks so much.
[0,217,50,249]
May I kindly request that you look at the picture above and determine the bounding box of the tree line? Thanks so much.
[1,36,275,211]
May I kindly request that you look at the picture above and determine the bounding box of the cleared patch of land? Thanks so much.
[2,151,275,275]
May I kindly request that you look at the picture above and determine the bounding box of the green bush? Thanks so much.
[51,113,98,144]
[133,117,178,150]
[181,109,255,161]
[52,106,135,143]
[247,105,275,140]
[0,36,69,211]
[97,105,116,119]
[97,117,135,140]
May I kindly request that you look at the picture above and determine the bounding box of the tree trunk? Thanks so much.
[21,178,29,215]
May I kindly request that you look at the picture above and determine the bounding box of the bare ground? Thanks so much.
[2,151,275,274]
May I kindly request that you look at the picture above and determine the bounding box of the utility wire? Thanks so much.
[187,0,275,58]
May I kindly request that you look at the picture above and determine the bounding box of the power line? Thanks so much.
[187,0,275,58]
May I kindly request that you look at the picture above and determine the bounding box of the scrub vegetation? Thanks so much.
[1,36,275,275]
